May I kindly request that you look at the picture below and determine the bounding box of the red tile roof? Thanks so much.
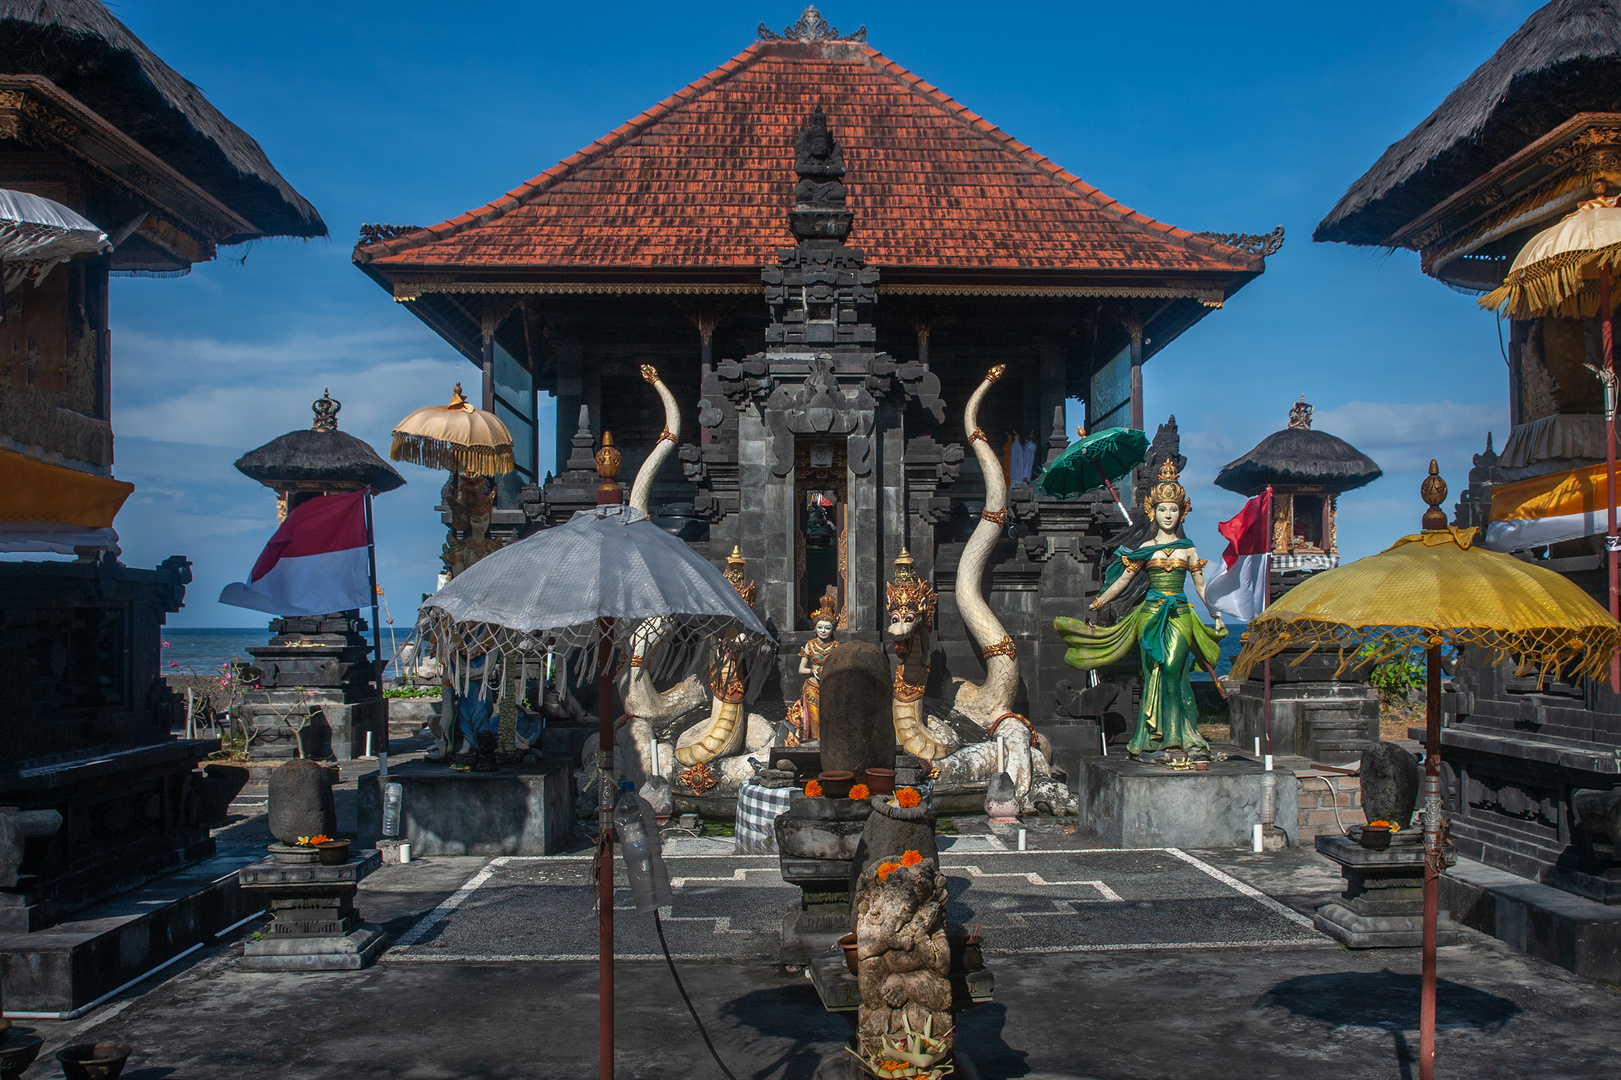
[355,41,1260,278]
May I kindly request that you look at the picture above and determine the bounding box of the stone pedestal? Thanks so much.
[1313,831,1462,948]
[244,614,381,762]
[356,759,575,856]
[238,850,384,971]
[776,793,871,967]
[1228,651,1379,765]
[1076,753,1300,849]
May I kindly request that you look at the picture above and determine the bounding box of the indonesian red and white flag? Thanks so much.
[220,491,372,616]
[1205,488,1271,622]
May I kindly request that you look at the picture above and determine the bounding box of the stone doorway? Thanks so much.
[796,440,848,629]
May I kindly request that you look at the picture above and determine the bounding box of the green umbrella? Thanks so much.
[1034,426,1148,524]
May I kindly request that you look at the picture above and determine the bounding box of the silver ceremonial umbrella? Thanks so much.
[0,190,111,318]
[412,502,767,1080]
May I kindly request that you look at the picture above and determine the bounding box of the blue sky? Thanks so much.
[97,1,1540,627]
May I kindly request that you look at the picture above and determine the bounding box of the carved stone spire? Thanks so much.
[565,405,597,472]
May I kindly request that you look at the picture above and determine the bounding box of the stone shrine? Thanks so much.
[231,392,404,761]
[1317,0,1621,974]
[1219,398,1384,765]
[352,12,1276,769]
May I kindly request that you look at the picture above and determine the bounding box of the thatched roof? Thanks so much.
[0,0,325,241]
[1316,0,1621,247]
[1215,428,1382,496]
[235,431,404,494]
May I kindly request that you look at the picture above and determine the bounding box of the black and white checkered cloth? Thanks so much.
[734,780,795,854]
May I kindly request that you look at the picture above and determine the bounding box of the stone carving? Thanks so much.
[766,355,877,476]
[885,550,954,762]
[794,106,846,208]
[356,223,421,246]
[759,5,866,44]
[792,592,840,743]
[1289,395,1313,430]
[852,855,954,1077]
[1197,225,1285,256]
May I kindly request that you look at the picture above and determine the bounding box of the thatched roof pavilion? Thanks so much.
[1317,0,1621,251]
[0,0,325,242]
[1215,399,1383,497]
[235,392,404,514]
[1216,398,1380,560]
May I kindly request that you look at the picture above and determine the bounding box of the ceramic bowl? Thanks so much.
[55,1042,132,1080]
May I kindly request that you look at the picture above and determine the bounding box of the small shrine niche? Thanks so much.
[1216,397,1382,572]
[796,440,848,629]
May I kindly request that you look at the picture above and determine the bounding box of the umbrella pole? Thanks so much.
[1420,642,1442,1080]
[598,614,616,1080]
[1604,264,1619,692]
[1100,476,1134,527]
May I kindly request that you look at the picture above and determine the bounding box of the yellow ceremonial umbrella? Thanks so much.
[1480,192,1621,687]
[1231,461,1620,1080]
[390,382,514,476]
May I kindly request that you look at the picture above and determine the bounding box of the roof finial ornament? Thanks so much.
[759,5,866,43]
[1289,395,1313,430]
[312,388,340,432]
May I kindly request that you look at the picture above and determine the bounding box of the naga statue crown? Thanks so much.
[725,545,758,607]
[885,548,937,624]
[1142,457,1191,518]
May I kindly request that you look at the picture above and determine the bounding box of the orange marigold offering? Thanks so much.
[894,786,921,809]
[804,780,823,797]
[847,783,871,800]
[1366,819,1397,830]
[875,860,900,882]
[899,849,923,867]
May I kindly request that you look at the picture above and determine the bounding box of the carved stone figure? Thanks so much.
[442,472,500,578]
[794,106,847,207]
[852,855,954,1078]
[1055,457,1227,758]
[884,550,954,762]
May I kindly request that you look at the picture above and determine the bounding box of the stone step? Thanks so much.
[0,853,265,1015]
[1442,857,1621,983]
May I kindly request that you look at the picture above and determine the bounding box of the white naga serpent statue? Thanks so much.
[614,365,771,793]
[886,364,1074,813]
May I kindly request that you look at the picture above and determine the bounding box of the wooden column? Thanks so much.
[480,302,497,413]
[1129,323,1145,431]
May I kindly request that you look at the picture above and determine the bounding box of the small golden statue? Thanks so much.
[442,473,500,578]
[793,591,840,743]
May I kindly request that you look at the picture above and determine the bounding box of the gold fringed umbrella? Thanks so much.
[390,383,514,476]
[1232,462,1620,1080]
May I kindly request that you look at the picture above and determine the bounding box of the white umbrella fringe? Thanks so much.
[0,189,111,289]
[412,506,773,694]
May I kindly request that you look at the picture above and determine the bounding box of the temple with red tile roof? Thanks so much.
[355,8,1276,727]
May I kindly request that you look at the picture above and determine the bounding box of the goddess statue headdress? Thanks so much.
[810,591,839,625]
[1142,457,1191,518]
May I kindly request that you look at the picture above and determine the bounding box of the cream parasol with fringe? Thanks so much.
[1479,203,1621,319]
[389,383,514,476]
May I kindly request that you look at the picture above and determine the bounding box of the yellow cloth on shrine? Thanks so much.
[0,449,133,526]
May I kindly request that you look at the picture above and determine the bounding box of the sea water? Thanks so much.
[163,628,402,679]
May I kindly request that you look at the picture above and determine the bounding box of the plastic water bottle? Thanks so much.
[613,782,672,913]
[382,782,403,838]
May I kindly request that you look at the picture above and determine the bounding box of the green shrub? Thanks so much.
[384,686,441,699]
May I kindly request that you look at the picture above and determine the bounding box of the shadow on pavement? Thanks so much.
[956,1002,1029,1078]
[721,981,852,1080]
[1258,968,1520,1080]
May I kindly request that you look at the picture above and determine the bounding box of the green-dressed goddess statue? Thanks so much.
[1055,458,1226,757]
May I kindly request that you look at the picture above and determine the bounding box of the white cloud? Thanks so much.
[1312,400,1507,460]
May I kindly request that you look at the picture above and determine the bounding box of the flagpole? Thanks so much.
[363,488,389,767]
[1258,487,1274,851]
[1602,264,1619,692]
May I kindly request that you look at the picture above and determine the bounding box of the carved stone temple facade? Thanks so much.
[353,11,1272,732]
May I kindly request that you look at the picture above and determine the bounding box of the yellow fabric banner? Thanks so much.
[0,449,134,526]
